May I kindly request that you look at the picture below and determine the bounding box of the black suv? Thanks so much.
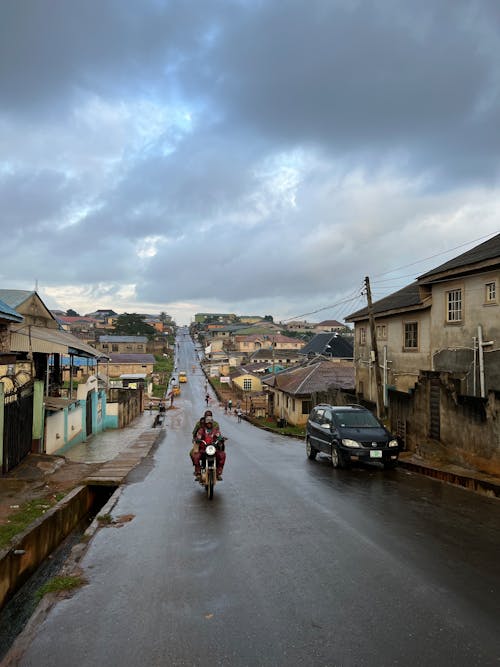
[306,404,399,469]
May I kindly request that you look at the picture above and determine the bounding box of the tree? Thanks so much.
[114,313,156,337]
[66,308,80,317]
[263,315,274,322]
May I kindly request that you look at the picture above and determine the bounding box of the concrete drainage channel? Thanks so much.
[0,482,120,660]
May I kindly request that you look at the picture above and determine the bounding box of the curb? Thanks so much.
[397,457,500,499]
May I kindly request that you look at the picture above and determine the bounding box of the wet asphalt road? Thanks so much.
[17,332,500,666]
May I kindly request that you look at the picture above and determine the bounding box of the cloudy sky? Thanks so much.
[1,0,500,324]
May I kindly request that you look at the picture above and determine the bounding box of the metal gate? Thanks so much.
[2,381,34,473]
[429,378,441,440]
[86,391,93,436]
[388,389,411,449]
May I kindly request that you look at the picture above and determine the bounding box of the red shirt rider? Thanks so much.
[193,416,226,479]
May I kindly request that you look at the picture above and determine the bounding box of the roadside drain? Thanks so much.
[0,483,119,661]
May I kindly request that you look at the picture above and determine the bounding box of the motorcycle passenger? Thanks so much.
[193,415,226,480]
[191,410,219,439]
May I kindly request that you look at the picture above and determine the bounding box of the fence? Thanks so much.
[2,381,34,473]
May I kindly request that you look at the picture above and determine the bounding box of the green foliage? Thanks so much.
[36,575,85,600]
[66,308,80,316]
[114,313,156,337]
[152,354,173,397]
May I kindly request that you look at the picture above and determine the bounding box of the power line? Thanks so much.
[372,230,499,279]
[281,284,365,323]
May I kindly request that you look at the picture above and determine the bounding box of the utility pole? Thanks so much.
[365,276,385,420]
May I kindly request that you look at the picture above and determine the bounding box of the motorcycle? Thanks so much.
[197,436,226,500]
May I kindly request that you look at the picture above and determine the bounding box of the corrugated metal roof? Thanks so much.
[108,353,155,363]
[10,326,104,358]
[99,335,148,343]
[0,298,23,323]
[0,289,34,309]
[262,360,354,395]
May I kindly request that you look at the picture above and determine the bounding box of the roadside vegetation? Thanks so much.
[152,353,174,398]
[251,416,306,438]
[0,494,65,549]
[36,575,86,600]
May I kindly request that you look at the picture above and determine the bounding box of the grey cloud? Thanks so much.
[1,0,500,320]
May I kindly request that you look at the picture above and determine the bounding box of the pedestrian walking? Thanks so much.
[237,408,242,423]
[149,400,153,414]
[224,400,228,414]
[228,399,232,413]
[205,393,210,406]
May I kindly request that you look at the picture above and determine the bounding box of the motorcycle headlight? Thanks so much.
[342,438,361,448]
[388,439,399,448]
[205,444,216,456]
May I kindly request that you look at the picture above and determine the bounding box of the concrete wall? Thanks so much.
[232,374,262,392]
[104,401,119,428]
[402,372,500,476]
[106,388,142,428]
[430,271,500,393]
[353,309,432,402]
[0,486,96,610]
[45,403,86,454]
[107,362,153,378]
[45,410,66,454]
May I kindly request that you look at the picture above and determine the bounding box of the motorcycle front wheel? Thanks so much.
[206,468,215,499]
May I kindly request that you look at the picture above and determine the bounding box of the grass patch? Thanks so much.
[254,416,306,437]
[152,354,174,398]
[36,575,85,601]
[0,495,66,550]
[97,513,113,524]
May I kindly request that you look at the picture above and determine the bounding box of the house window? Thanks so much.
[102,344,108,350]
[485,282,496,303]
[302,400,312,415]
[359,327,366,345]
[447,289,462,322]
[112,344,119,352]
[243,378,252,390]
[404,322,418,349]
[376,324,387,340]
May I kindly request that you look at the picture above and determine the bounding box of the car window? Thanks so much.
[333,411,380,428]
[311,408,324,422]
[321,410,332,426]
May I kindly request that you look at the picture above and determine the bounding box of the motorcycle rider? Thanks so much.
[193,414,226,480]
[191,409,219,439]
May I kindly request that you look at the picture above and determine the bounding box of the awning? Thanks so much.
[10,326,108,359]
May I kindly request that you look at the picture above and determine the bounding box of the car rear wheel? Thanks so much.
[306,437,317,460]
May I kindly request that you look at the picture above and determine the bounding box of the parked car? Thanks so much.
[179,371,187,383]
[305,404,399,469]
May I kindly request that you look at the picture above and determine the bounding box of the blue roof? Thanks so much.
[0,289,34,309]
[0,297,23,323]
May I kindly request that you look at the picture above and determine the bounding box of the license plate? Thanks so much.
[370,450,382,458]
